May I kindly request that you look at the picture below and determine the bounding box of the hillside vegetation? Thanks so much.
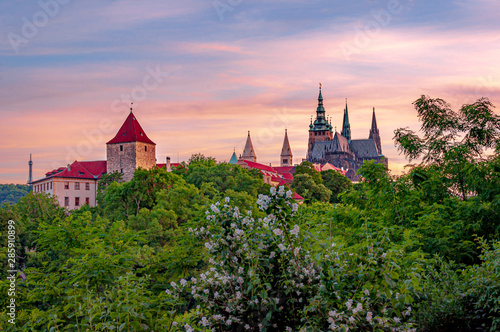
[0,96,499,331]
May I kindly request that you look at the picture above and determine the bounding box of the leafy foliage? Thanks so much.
[0,184,31,205]
[0,103,499,332]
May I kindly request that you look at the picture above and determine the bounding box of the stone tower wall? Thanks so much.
[136,142,156,170]
[106,142,137,182]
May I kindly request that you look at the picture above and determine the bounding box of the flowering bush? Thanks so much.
[168,187,417,331]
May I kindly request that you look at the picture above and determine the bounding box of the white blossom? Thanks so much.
[270,187,277,196]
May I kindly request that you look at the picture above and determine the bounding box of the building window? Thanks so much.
[50,182,52,190]
[43,183,45,191]
[145,146,147,152]
[64,182,69,189]
[75,197,80,206]
[64,197,69,206]
[120,145,123,151]
[85,197,90,205]
[86,182,90,190]
[75,182,80,190]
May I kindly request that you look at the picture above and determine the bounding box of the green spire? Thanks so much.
[310,85,331,132]
[229,147,238,164]
[341,98,351,141]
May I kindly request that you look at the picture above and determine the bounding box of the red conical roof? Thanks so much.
[107,112,156,145]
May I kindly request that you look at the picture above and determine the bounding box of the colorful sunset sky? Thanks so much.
[1,0,500,184]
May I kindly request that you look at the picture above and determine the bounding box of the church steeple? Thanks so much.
[369,107,382,154]
[242,131,257,162]
[310,84,332,132]
[341,99,351,141]
[307,85,334,159]
[280,129,293,167]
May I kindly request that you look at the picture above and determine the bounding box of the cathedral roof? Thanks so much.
[349,139,380,158]
[107,112,156,145]
[309,132,352,161]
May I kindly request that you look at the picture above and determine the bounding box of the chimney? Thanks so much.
[166,157,171,172]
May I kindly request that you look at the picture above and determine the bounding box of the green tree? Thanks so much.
[294,160,323,184]
[0,184,32,205]
[394,95,500,200]
[321,169,352,203]
[292,173,331,203]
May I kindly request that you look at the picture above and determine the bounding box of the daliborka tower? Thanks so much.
[369,107,382,155]
[307,84,333,159]
[106,106,156,182]
[280,129,293,166]
[242,131,257,162]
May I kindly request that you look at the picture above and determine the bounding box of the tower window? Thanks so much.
[120,168,123,173]
[120,145,123,151]
[145,146,147,152]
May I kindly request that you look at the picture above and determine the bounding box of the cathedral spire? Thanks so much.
[369,107,382,154]
[242,131,257,162]
[280,129,293,167]
[341,98,351,141]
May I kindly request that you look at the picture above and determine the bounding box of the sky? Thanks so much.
[1,0,500,184]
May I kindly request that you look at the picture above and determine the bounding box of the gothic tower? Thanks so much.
[369,107,382,155]
[106,108,156,182]
[341,99,351,141]
[280,129,293,166]
[242,131,257,162]
[307,85,333,159]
